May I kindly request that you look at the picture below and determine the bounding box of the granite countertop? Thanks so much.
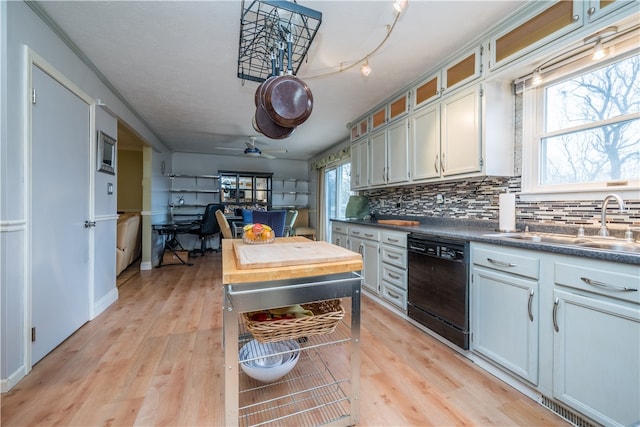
[332,217,640,265]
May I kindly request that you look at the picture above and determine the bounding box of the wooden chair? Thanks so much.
[215,210,233,239]
[294,207,316,240]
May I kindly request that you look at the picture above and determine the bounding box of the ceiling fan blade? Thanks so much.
[260,152,276,160]
[216,146,244,151]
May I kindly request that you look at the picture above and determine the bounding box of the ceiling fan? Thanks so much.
[216,137,286,159]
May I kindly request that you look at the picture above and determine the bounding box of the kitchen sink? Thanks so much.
[484,232,588,245]
[576,240,640,253]
[484,232,640,254]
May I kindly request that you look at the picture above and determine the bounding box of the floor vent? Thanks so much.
[541,396,597,427]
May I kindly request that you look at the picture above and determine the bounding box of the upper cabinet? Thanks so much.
[413,47,482,111]
[350,138,369,190]
[350,117,369,143]
[489,0,636,70]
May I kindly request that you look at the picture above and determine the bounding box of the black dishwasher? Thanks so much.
[407,233,469,350]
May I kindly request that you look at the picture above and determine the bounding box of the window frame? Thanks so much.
[520,49,640,202]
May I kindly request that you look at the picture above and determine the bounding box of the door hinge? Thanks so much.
[31,88,37,104]
[31,327,36,342]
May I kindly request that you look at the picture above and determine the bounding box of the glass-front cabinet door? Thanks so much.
[219,171,272,210]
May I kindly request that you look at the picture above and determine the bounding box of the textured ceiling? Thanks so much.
[36,0,527,160]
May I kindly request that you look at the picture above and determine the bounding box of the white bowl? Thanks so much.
[239,339,300,383]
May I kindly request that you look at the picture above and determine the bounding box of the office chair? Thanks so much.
[189,203,224,256]
[252,210,287,237]
[215,209,233,239]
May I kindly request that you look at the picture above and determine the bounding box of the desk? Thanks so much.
[152,222,195,266]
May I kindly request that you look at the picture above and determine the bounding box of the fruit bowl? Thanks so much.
[242,223,275,244]
[239,339,300,382]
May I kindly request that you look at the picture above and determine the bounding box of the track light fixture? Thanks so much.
[531,68,542,86]
[361,58,372,77]
[393,0,408,13]
[584,26,617,62]
[592,39,606,60]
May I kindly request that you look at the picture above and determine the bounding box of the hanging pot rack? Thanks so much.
[238,0,322,83]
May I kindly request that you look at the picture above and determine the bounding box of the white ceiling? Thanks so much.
[35,0,527,161]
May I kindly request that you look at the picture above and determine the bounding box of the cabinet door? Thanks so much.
[386,119,410,184]
[410,104,440,181]
[332,232,348,249]
[369,130,387,187]
[553,290,640,426]
[587,0,635,22]
[472,267,539,384]
[349,236,380,294]
[350,139,369,189]
[441,86,481,177]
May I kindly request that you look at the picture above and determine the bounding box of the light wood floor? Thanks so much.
[2,253,569,426]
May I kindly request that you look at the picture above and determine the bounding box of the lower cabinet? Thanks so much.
[348,226,380,294]
[471,244,539,384]
[551,259,640,427]
[471,242,640,427]
[331,222,348,248]
[380,230,408,311]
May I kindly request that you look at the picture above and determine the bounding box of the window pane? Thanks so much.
[545,54,640,132]
[541,118,640,184]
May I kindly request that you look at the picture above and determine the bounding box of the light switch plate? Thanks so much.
[107,183,113,194]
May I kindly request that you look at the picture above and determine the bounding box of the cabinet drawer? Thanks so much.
[381,263,406,289]
[381,231,407,248]
[350,226,380,241]
[554,261,640,304]
[331,222,348,235]
[472,246,539,280]
[381,281,407,311]
[381,245,406,269]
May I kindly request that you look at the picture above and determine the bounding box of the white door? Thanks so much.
[31,65,91,364]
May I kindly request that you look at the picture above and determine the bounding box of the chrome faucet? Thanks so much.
[598,194,626,237]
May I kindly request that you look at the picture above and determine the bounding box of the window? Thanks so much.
[324,162,352,241]
[522,51,640,199]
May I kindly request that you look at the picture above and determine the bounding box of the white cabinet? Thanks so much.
[380,230,408,311]
[369,119,410,187]
[369,130,386,187]
[350,138,369,190]
[410,104,440,181]
[440,86,481,177]
[348,226,380,295]
[410,80,513,183]
[551,258,640,427]
[331,222,348,249]
[386,119,410,184]
[471,244,540,384]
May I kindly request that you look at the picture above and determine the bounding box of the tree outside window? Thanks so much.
[540,54,639,186]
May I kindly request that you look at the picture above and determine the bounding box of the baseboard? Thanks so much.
[140,261,153,270]
[93,287,118,319]
[1,365,27,393]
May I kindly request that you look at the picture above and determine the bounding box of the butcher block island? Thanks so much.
[222,237,363,427]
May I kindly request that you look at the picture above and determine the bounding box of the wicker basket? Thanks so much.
[243,300,344,343]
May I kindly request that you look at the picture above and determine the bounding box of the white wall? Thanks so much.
[172,152,309,179]
[0,1,169,391]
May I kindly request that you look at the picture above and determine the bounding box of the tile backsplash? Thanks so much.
[362,176,639,230]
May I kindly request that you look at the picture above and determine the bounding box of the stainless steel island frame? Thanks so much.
[222,238,363,427]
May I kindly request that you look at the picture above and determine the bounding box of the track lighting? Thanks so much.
[584,26,617,61]
[393,0,408,13]
[361,58,371,77]
[531,68,542,86]
[592,39,606,60]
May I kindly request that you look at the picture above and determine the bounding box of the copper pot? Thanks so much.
[260,74,313,128]
[253,102,296,139]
